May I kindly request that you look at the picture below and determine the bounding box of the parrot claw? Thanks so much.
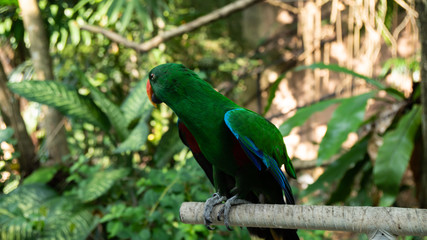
[204,193,226,230]
[218,195,250,231]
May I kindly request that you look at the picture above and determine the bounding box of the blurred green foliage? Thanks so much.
[269,62,421,209]
[0,0,422,239]
[0,0,265,239]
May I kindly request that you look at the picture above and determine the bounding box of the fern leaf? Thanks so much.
[154,124,185,167]
[7,81,110,130]
[114,115,150,153]
[0,185,97,240]
[0,184,57,239]
[120,77,153,125]
[41,197,97,240]
[78,168,129,202]
[79,75,129,140]
[0,184,57,212]
[0,219,36,240]
[23,166,59,185]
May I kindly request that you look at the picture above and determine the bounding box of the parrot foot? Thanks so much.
[204,193,226,230]
[217,195,251,231]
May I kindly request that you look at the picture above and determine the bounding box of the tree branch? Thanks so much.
[80,0,264,52]
[79,24,142,50]
[180,202,427,237]
[292,158,334,170]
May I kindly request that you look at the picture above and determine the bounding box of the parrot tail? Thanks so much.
[247,227,299,240]
[245,191,299,240]
[270,228,299,240]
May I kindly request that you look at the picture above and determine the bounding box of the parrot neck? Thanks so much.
[165,81,238,138]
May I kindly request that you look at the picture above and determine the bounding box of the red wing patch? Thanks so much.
[231,134,251,167]
[177,121,214,185]
[178,121,250,168]
[178,121,202,155]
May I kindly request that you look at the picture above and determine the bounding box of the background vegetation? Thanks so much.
[0,0,425,239]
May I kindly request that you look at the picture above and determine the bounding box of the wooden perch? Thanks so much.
[80,0,263,53]
[180,202,427,237]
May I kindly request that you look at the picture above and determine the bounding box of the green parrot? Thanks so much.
[146,63,299,240]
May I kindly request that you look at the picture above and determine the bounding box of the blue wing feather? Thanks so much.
[239,140,263,171]
[239,136,271,169]
[224,109,295,204]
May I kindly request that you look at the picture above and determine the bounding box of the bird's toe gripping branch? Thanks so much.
[204,193,227,230]
[218,195,251,231]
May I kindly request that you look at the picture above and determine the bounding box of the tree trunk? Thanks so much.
[18,0,69,165]
[0,61,37,177]
[415,0,427,208]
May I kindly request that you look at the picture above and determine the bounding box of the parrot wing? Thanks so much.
[178,119,214,185]
[224,108,295,204]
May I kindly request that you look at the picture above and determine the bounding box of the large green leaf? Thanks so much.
[294,63,385,89]
[22,166,60,185]
[78,168,129,202]
[374,105,422,206]
[106,0,124,24]
[316,92,375,165]
[279,98,343,136]
[0,0,19,6]
[115,78,154,153]
[268,63,402,118]
[114,115,151,153]
[119,0,135,33]
[68,20,80,45]
[0,215,37,240]
[327,157,368,204]
[264,72,288,115]
[154,124,186,167]
[79,75,129,140]
[90,0,114,22]
[0,127,14,143]
[304,136,369,195]
[0,184,55,240]
[346,162,374,206]
[8,81,110,130]
[134,0,154,32]
[120,77,153,126]
[41,196,98,240]
[294,63,404,100]
[0,184,57,215]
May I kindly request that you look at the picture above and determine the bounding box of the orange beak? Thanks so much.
[146,80,157,107]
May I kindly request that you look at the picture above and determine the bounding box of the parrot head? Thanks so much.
[147,63,196,107]
[146,73,162,107]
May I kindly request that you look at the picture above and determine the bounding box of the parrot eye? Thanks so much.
[149,73,155,81]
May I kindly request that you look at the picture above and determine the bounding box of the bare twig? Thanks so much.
[394,0,419,18]
[81,0,264,53]
[266,0,299,14]
[79,24,142,50]
[180,202,427,236]
[292,158,334,170]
